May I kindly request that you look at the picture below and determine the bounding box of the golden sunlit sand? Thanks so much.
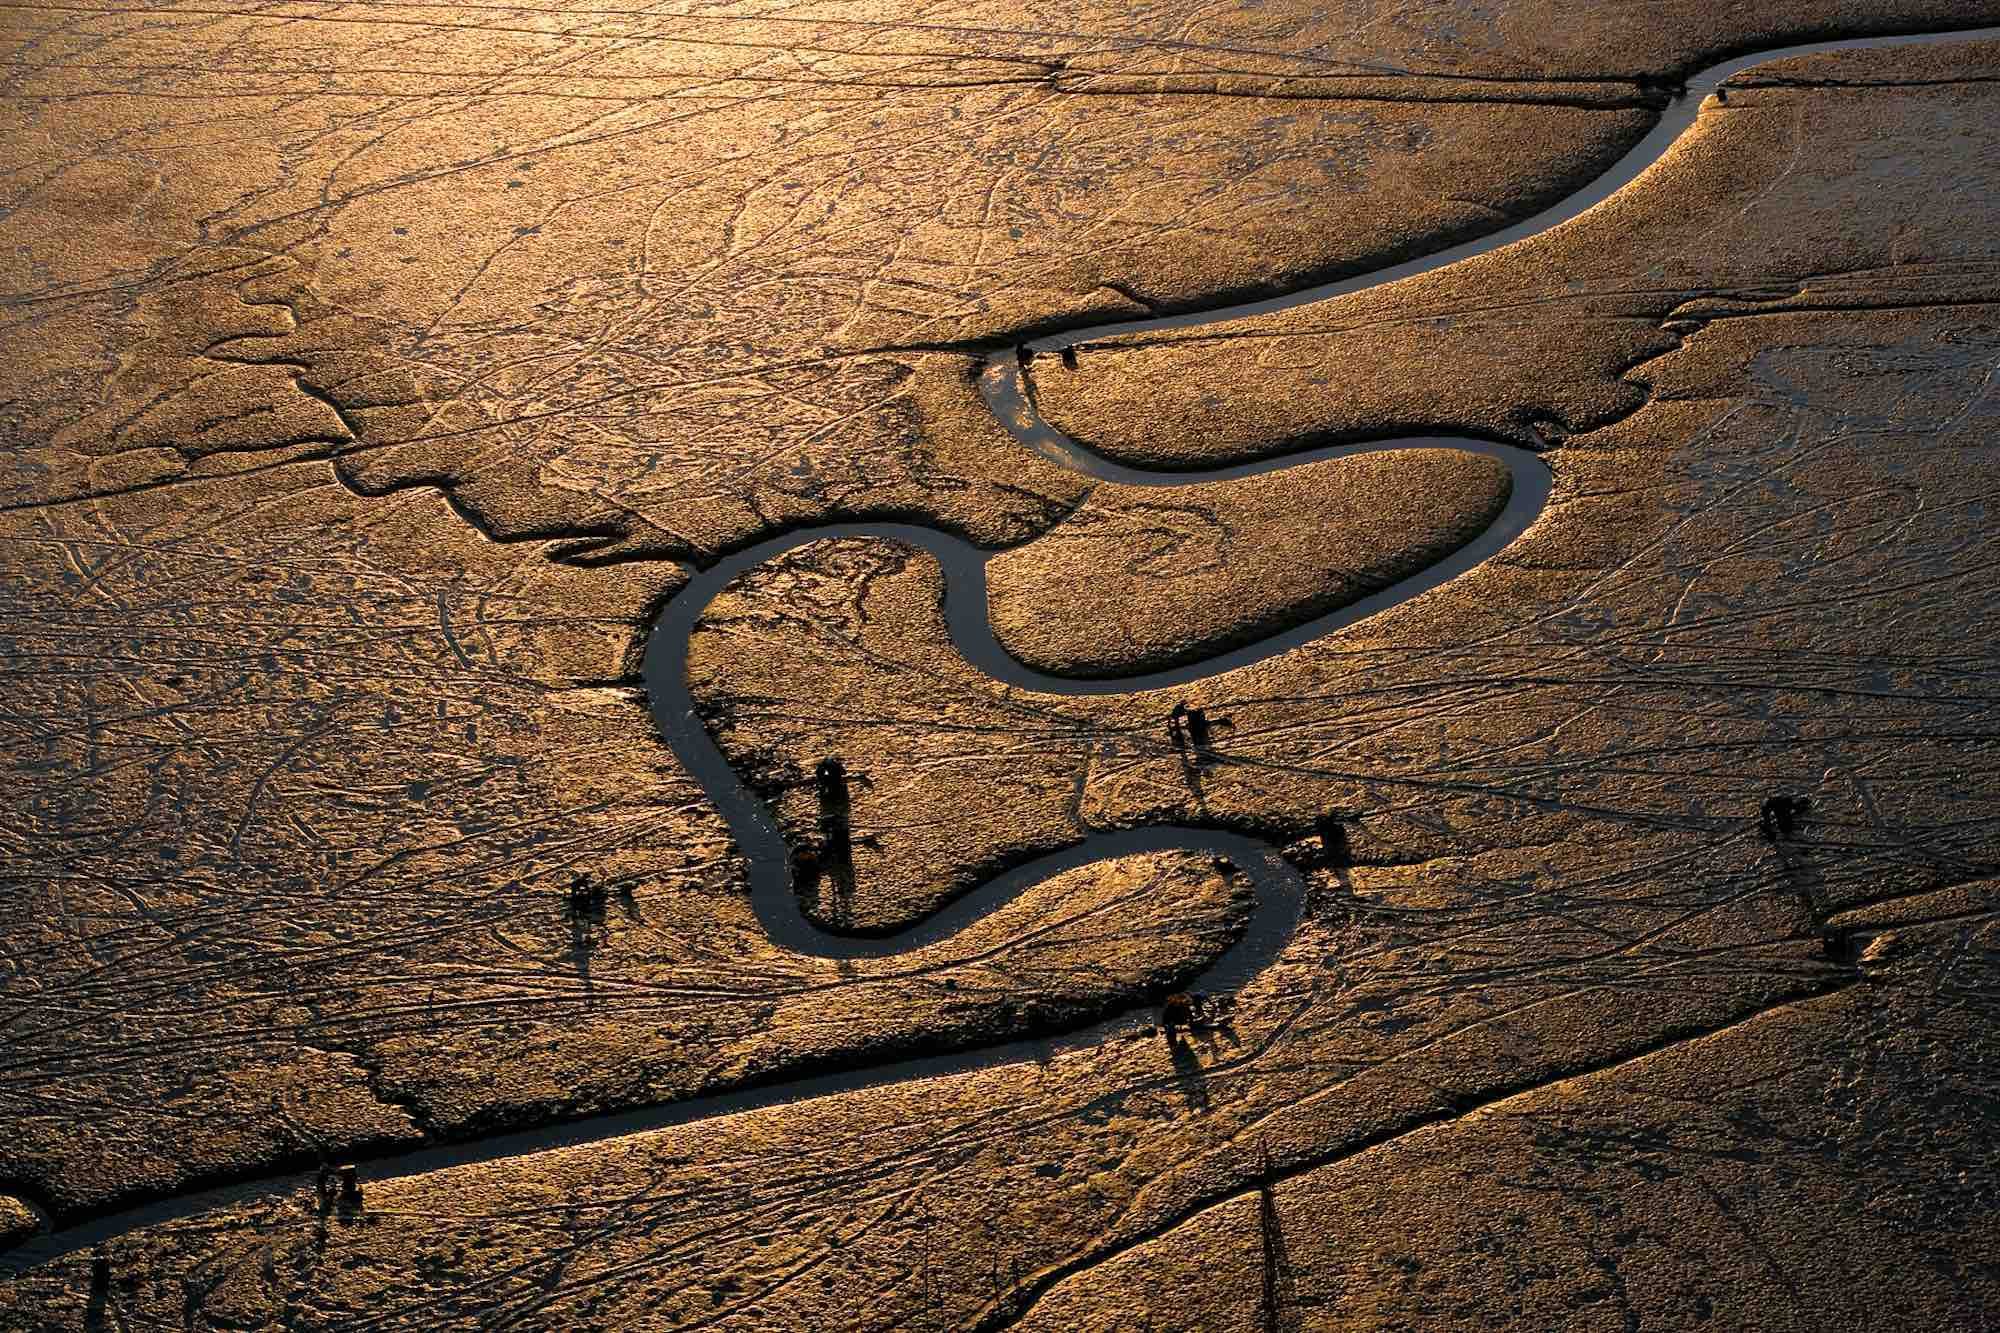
[3,2,1999,1328]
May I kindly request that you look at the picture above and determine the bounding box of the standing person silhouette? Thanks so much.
[1759,793,1811,840]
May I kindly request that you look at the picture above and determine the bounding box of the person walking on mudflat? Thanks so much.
[1161,992,1195,1044]
[1759,793,1811,841]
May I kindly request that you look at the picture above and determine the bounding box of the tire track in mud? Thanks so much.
[7,20,1998,1286]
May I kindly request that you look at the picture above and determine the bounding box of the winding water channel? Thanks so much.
[9,21,2000,1278]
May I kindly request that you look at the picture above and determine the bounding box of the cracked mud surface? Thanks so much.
[5,2,2000,1329]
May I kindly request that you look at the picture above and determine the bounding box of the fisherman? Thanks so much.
[815,757,847,806]
[566,874,605,914]
[814,757,870,805]
[1161,992,1196,1043]
[1759,793,1811,841]
[1169,701,1215,750]
[315,1162,338,1214]
[1060,345,1079,371]
[1314,815,1348,868]
[337,1164,363,1210]
[1183,706,1213,750]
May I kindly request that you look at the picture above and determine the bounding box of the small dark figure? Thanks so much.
[814,757,870,805]
[1313,815,1348,868]
[90,1247,110,1298]
[566,875,606,914]
[792,845,822,882]
[1015,345,1033,368]
[815,757,848,805]
[1184,707,1212,749]
[1169,701,1212,748]
[814,761,873,854]
[1169,701,1234,755]
[1161,992,1195,1043]
[1759,793,1812,841]
[1758,796,1783,839]
[337,1164,362,1209]
[1060,345,1078,371]
[1210,855,1235,875]
[314,1162,338,1214]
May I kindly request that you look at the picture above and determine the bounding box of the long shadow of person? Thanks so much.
[811,757,881,930]
[820,839,856,929]
[1167,1030,1211,1111]
[1758,795,1826,934]
[1174,743,1209,811]
[1774,839,1826,935]
[563,876,608,994]
[1259,1167,1300,1333]
[1167,706,1213,811]
[84,1249,110,1331]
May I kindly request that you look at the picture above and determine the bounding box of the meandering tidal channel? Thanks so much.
[9,21,1999,1279]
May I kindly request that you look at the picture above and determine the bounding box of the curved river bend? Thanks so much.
[8,21,1998,1276]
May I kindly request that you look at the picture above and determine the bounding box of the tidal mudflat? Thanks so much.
[3,2,1999,1328]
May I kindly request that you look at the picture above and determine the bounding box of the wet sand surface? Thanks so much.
[4,3,2000,1328]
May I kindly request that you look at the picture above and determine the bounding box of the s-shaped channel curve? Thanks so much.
[6,20,1999,1279]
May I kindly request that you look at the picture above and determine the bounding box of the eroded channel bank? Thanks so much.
[7,21,1999,1276]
